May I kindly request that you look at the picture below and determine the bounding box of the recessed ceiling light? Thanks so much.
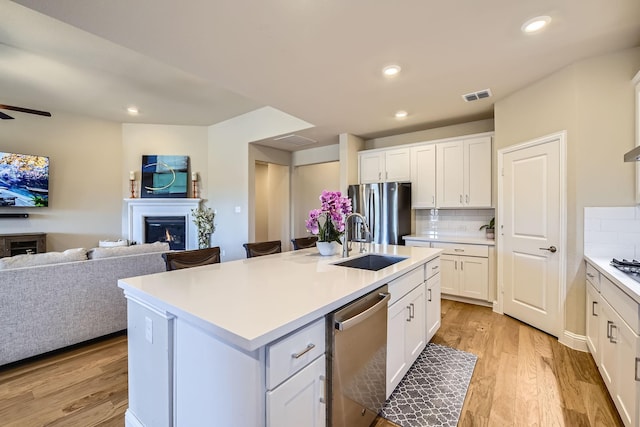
[521,16,551,33]
[382,65,402,77]
[395,110,408,119]
[127,106,139,115]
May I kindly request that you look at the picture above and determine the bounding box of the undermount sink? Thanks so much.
[332,254,407,271]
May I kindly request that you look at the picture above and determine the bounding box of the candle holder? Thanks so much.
[192,172,198,198]
[192,179,198,198]
[130,179,136,198]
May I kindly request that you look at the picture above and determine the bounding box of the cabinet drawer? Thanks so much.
[431,242,488,257]
[426,257,440,279]
[585,262,601,292]
[388,265,425,305]
[601,276,640,335]
[267,318,325,389]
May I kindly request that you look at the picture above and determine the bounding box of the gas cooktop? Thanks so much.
[610,258,640,283]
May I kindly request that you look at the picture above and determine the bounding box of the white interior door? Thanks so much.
[499,133,565,338]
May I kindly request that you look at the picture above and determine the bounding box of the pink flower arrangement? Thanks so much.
[305,190,353,243]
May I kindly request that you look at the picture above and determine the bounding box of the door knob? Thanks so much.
[539,246,557,253]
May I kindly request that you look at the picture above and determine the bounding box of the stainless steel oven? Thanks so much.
[326,285,390,427]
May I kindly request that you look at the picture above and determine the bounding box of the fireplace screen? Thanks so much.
[145,216,186,250]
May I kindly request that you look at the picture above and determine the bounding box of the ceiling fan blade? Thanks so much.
[0,111,14,120]
[0,104,51,117]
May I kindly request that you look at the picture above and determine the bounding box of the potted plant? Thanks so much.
[305,190,352,255]
[479,217,495,240]
[191,206,216,249]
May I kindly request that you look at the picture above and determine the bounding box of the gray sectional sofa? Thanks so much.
[0,246,168,365]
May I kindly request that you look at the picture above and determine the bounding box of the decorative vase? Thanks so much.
[316,241,340,256]
[198,233,211,249]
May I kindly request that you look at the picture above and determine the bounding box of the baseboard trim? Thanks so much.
[441,294,492,308]
[125,410,145,427]
[559,330,588,352]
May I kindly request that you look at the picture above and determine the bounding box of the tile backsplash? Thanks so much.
[415,208,494,236]
[584,206,640,259]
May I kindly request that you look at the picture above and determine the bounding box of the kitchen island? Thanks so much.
[118,244,441,427]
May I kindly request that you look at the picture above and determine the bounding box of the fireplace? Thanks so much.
[125,198,201,250]
[145,216,186,250]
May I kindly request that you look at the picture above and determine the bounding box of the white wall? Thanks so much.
[208,107,311,261]
[494,46,640,335]
[0,111,122,251]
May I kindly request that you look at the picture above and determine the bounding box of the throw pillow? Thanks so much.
[0,248,88,270]
[89,241,170,259]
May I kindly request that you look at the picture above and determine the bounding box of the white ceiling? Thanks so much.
[4,0,640,150]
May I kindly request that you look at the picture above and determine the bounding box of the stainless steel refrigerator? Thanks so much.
[347,182,411,245]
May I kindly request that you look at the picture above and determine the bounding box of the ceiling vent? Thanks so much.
[462,89,492,102]
[273,134,317,147]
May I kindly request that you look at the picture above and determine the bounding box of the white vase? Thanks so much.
[316,241,340,256]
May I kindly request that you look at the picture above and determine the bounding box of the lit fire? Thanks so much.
[164,228,174,242]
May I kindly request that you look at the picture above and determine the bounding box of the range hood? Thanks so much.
[624,146,640,162]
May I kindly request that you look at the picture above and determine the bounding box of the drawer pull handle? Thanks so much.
[606,320,613,339]
[319,375,327,403]
[406,306,411,322]
[636,358,640,382]
[586,272,595,278]
[409,303,415,319]
[461,261,464,271]
[432,265,439,270]
[454,248,465,252]
[591,301,598,317]
[609,324,617,344]
[428,288,432,302]
[292,343,316,359]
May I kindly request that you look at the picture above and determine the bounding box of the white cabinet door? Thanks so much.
[436,141,464,207]
[599,301,617,393]
[267,355,326,427]
[436,137,492,208]
[386,283,426,398]
[458,256,488,300]
[386,294,410,397]
[464,136,492,207]
[614,317,639,427]
[360,152,384,184]
[586,281,600,359]
[385,148,411,182]
[406,283,426,362]
[439,254,459,295]
[426,274,441,342]
[411,144,436,208]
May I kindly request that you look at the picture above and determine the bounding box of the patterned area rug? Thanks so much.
[380,343,477,427]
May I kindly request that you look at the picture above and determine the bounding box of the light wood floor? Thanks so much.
[0,301,623,426]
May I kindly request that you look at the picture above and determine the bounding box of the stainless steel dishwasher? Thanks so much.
[326,285,389,427]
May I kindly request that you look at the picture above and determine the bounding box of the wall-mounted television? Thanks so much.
[0,152,49,207]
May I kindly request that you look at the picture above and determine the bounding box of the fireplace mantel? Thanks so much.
[125,198,201,250]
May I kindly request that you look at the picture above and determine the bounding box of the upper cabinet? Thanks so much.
[359,148,411,183]
[436,136,492,208]
[411,144,436,208]
[358,133,493,208]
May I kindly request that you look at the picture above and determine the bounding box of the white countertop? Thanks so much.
[404,233,495,246]
[584,255,640,304]
[118,244,441,352]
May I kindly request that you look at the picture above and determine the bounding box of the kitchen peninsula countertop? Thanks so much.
[584,254,640,304]
[404,233,496,246]
[118,244,441,351]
